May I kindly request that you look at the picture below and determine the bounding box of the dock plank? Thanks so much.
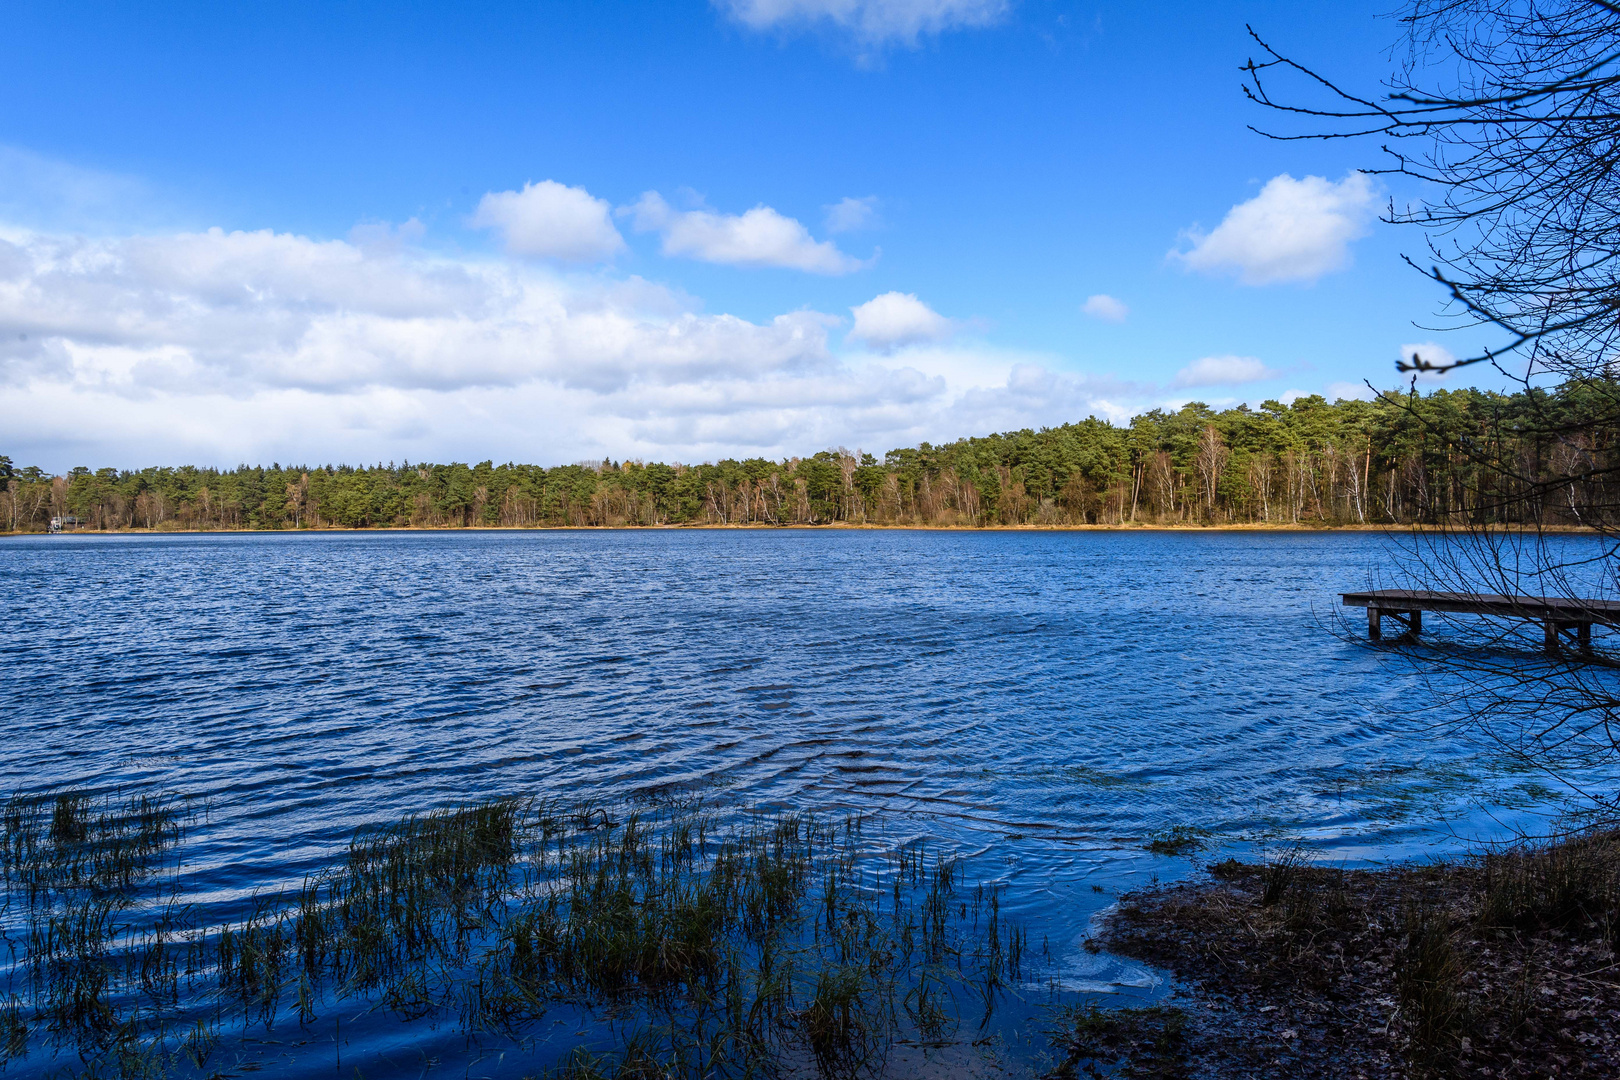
[1340,589,1620,651]
[1341,590,1620,623]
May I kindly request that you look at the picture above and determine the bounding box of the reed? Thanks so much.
[1,789,1036,1078]
[0,788,194,1071]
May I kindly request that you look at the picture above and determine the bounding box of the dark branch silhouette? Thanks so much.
[1245,1,1620,383]
[1254,1,1620,823]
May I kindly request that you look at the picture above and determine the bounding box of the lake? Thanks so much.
[0,528,1589,1076]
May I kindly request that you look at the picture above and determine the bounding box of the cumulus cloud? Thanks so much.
[1081,294,1128,323]
[717,0,1008,46]
[470,180,625,262]
[0,225,834,397]
[0,222,1141,469]
[348,217,426,256]
[824,195,879,233]
[1170,355,1277,389]
[627,192,864,274]
[847,292,956,351]
[1173,172,1377,285]
[1325,380,1376,401]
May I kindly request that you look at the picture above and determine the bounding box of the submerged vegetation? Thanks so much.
[1091,830,1620,1078]
[1142,826,1211,858]
[4,381,1613,531]
[0,788,1036,1078]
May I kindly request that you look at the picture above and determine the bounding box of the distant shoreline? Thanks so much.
[2,521,1600,537]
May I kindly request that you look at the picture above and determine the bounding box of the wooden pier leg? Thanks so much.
[1579,622,1592,653]
[1368,607,1381,641]
[1409,610,1422,634]
[1545,619,1560,654]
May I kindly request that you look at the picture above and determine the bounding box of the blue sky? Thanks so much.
[0,1,1499,470]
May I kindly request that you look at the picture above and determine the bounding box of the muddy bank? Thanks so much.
[1049,833,1620,1078]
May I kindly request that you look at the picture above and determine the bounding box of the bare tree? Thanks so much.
[1251,0,1620,817]
[1150,451,1180,522]
[1194,425,1229,519]
[1247,2,1620,381]
[1248,453,1275,522]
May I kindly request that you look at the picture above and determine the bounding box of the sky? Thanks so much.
[0,0,1503,471]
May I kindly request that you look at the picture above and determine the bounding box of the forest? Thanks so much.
[2,382,1614,532]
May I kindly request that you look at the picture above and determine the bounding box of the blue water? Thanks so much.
[0,528,1595,1074]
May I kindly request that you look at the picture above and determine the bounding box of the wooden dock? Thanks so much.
[1342,589,1620,653]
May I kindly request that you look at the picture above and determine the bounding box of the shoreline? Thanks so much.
[2,521,1603,538]
[1063,835,1620,1078]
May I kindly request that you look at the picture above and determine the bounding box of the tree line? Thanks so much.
[3,382,1614,532]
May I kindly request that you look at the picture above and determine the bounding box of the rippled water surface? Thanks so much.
[0,528,1590,1074]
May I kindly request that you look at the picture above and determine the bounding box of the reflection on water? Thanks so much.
[0,528,1602,1075]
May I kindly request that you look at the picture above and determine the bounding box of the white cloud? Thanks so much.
[717,0,1008,46]
[847,291,955,351]
[0,225,834,397]
[0,221,1142,469]
[1081,294,1128,323]
[824,195,879,233]
[348,218,426,256]
[627,192,864,274]
[1170,354,1277,389]
[470,180,625,262]
[1325,380,1376,401]
[1173,172,1377,285]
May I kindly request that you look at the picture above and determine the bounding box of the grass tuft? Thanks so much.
[1143,825,1212,857]
[1394,901,1469,1068]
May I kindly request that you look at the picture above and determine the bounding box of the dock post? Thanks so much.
[1344,590,1617,661]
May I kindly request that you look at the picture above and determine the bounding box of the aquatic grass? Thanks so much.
[1143,825,1212,857]
[1,788,1038,1078]
[1048,765,1149,790]
[2,788,188,901]
[0,788,196,1065]
[803,960,889,1078]
[1310,759,1497,828]
[1048,1004,1190,1079]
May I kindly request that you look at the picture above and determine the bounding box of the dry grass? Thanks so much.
[1083,830,1620,1078]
